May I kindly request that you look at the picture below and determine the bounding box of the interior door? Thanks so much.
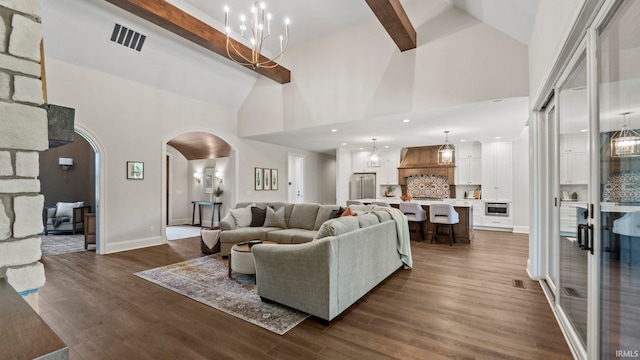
[595,1,640,356]
[546,98,559,295]
[557,47,590,351]
[287,154,304,203]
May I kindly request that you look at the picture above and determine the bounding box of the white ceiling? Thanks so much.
[43,0,540,154]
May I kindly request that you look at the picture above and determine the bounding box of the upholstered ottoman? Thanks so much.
[228,241,276,280]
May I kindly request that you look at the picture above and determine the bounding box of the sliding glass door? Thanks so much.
[596,0,640,357]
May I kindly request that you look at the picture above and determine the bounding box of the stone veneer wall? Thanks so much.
[0,0,47,311]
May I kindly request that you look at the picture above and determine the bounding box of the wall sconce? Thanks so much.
[215,171,224,183]
[194,172,202,183]
[59,157,73,180]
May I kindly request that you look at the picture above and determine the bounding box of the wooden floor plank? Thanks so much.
[38,231,571,359]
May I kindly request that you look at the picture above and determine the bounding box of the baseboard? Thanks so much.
[169,218,191,226]
[512,226,530,234]
[104,236,163,254]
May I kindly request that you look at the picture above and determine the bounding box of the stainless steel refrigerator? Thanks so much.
[350,173,376,200]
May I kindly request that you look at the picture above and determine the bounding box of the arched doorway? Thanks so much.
[162,131,237,241]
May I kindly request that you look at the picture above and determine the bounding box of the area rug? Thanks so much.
[166,225,202,240]
[135,255,309,335]
[41,234,86,256]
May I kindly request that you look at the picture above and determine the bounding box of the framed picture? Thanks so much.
[255,167,263,190]
[263,168,271,190]
[204,167,215,194]
[271,169,278,190]
[127,161,144,180]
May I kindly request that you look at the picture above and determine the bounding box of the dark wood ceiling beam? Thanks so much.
[104,0,291,84]
[365,0,416,51]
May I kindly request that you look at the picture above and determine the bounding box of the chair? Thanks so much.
[399,202,426,241]
[429,203,459,246]
[43,201,91,235]
[371,201,391,207]
[346,200,364,206]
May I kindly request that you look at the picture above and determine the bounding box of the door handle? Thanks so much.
[577,223,594,254]
[577,223,585,248]
[587,224,594,255]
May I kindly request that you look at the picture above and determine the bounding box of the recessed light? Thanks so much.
[460,139,466,142]
[580,129,589,132]
[331,128,337,132]
[341,142,347,146]
[402,119,410,123]
[384,145,389,148]
[495,136,501,139]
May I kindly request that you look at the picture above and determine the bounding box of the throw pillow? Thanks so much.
[229,204,254,228]
[263,206,286,228]
[55,202,75,218]
[329,207,345,219]
[250,206,266,227]
[340,207,358,217]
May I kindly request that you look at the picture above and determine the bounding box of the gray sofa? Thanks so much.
[252,210,404,321]
[219,202,344,256]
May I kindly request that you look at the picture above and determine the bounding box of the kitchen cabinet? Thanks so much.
[378,149,400,185]
[560,201,587,234]
[352,151,376,173]
[456,143,482,185]
[559,135,588,184]
[481,141,513,201]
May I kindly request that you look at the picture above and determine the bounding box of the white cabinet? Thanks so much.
[559,136,588,184]
[456,143,482,185]
[481,216,513,229]
[467,200,483,228]
[481,141,513,201]
[378,161,398,184]
[352,149,400,185]
[560,201,587,234]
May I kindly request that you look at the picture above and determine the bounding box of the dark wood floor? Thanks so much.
[38,230,572,360]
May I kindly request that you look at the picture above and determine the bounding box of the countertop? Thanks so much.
[359,198,474,208]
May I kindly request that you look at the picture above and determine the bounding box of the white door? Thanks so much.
[287,154,304,203]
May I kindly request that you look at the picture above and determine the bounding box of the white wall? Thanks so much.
[238,1,529,136]
[512,127,530,233]
[529,0,586,105]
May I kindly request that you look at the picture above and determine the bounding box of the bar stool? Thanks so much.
[371,201,391,207]
[399,202,427,241]
[429,203,459,246]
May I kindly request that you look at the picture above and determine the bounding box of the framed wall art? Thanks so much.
[263,168,271,190]
[127,161,144,180]
[255,167,263,190]
[271,169,278,190]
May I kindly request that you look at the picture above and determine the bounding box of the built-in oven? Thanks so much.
[485,202,509,217]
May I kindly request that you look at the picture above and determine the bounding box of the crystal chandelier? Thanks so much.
[438,131,455,164]
[368,138,381,167]
[611,112,640,157]
[224,2,289,69]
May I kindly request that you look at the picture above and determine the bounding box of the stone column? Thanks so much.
[0,0,48,312]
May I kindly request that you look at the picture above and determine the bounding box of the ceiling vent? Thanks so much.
[110,23,146,51]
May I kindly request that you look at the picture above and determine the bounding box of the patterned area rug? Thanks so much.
[135,255,309,335]
[41,234,86,256]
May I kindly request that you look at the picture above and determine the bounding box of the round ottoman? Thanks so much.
[228,241,276,280]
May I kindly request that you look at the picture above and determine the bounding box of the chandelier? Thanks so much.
[438,131,455,164]
[224,2,289,69]
[368,138,381,167]
[611,112,640,157]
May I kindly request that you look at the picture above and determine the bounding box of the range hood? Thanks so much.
[398,145,456,198]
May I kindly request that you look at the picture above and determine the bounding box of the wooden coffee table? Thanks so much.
[228,240,276,280]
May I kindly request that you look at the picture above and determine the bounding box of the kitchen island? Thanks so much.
[358,198,474,244]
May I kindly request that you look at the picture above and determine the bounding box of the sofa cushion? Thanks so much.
[250,206,266,227]
[55,202,82,218]
[229,204,254,227]
[314,205,341,230]
[220,227,279,243]
[267,229,317,244]
[268,202,295,227]
[263,206,286,228]
[314,216,360,240]
[288,203,320,230]
[341,208,357,217]
[372,210,392,222]
[329,207,345,219]
[357,213,380,228]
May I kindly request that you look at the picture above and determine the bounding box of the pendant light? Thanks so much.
[438,131,455,164]
[368,138,381,167]
[611,112,640,157]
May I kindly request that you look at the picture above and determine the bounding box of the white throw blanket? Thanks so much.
[380,207,413,269]
[201,229,221,249]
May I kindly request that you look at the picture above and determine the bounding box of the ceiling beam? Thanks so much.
[365,0,416,51]
[104,0,291,84]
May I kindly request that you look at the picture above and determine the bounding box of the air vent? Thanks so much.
[512,279,526,289]
[563,287,581,298]
[110,23,146,51]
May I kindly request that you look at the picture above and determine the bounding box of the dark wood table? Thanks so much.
[191,201,222,227]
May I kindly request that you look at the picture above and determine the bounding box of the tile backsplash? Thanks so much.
[406,174,450,199]
[602,170,640,202]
